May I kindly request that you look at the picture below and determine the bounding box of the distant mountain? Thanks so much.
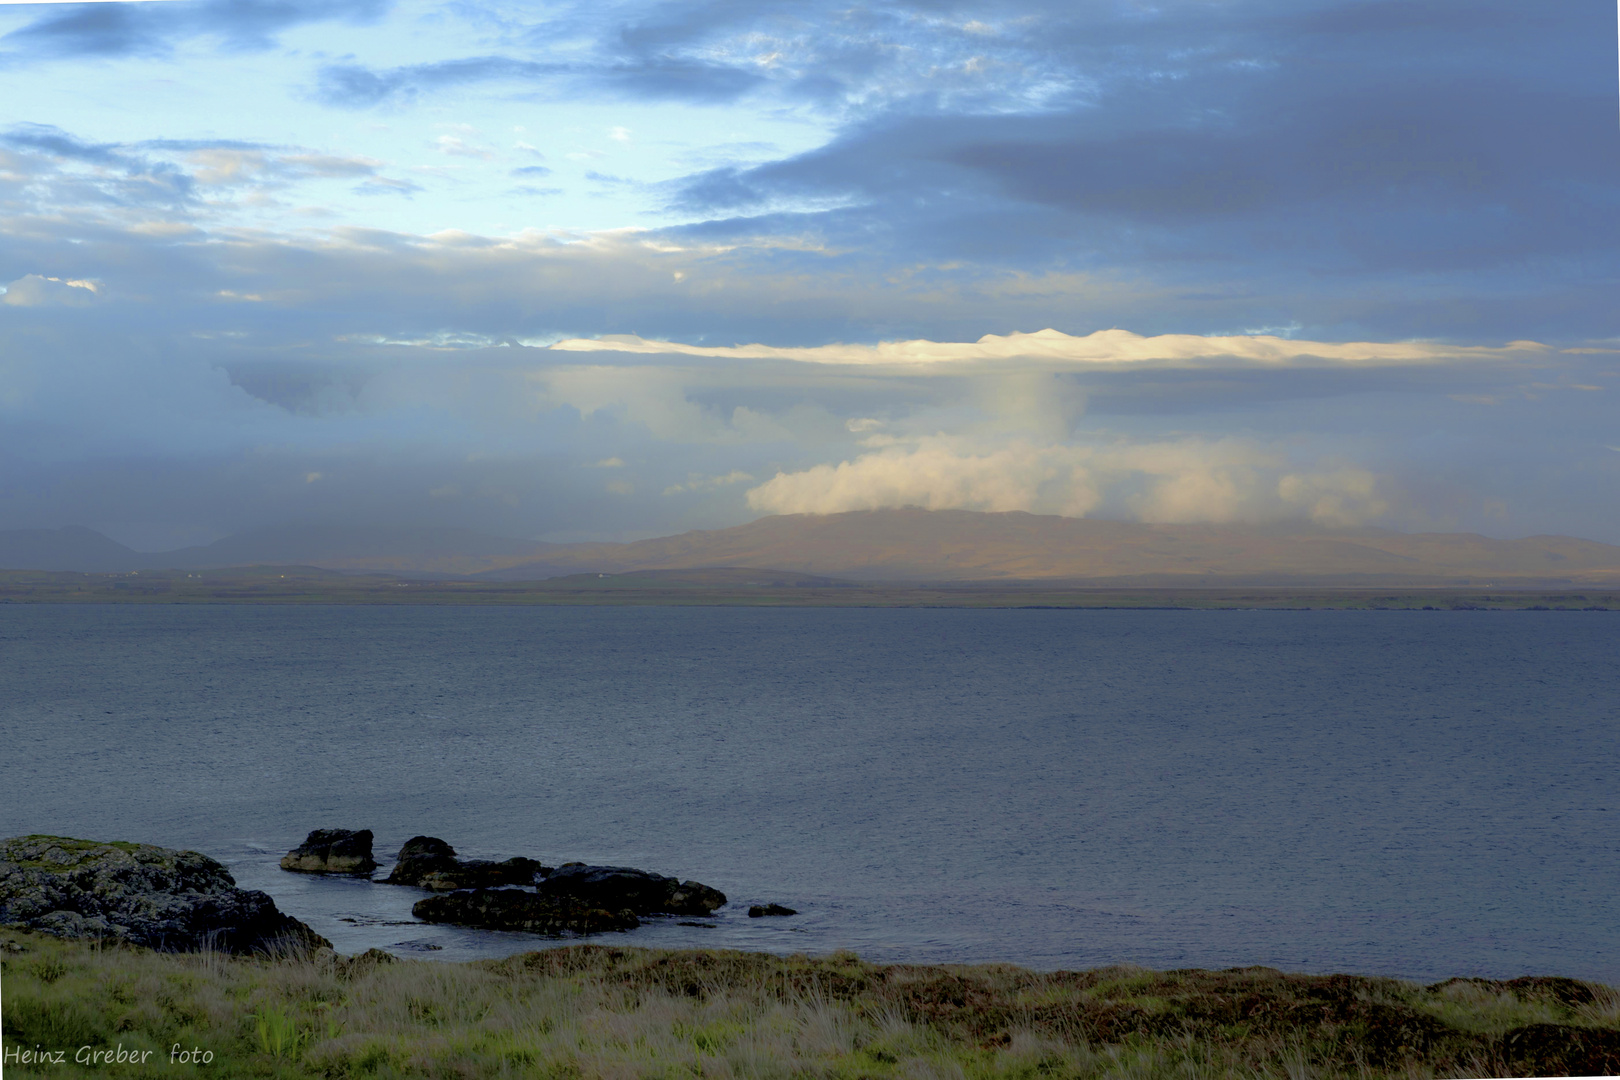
[476,509,1620,584]
[0,526,147,571]
[7,510,1620,583]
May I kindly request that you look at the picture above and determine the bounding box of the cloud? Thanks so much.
[435,135,495,160]
[313,55,763,110]
[1,0,388,62]
[748,438,1105,517]
[2,123,123,164]
[745,436,1392,526]
[550,328,1550,369]
[540,365,804,444]
[1277,468,1388,529]
[638,1,1619,346]
[183,148,383,186]
[0,125,422,218]
[1,123,196,208]
[663,469,754,495]
[302,0,1085,117]
[1,274,99,306]
[2,93,1616,547]
[354,176,422,196]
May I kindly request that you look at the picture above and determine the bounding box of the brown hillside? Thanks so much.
[476,510,1620,584]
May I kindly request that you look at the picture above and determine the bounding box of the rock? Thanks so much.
[382,836,545,890]
[336,947,398,978]
[537,863,726,916]
[748,903,797,917]
[399,856,544,891]
[0,835,330,955]
[280,829,377,876]
[413,889,638,935]
[395,836,456,861]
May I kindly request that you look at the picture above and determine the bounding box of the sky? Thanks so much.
[1,0,1617,549]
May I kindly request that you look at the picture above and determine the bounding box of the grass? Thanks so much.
[3,928,1618,1078]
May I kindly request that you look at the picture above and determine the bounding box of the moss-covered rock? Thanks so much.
[0,835,328,954]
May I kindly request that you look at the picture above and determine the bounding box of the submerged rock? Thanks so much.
[748,903,797,917]
[0,835,329,955]
[538,863,726,916]
[280,829,377,876]
[382,836,545,890]
[412,889,638,935]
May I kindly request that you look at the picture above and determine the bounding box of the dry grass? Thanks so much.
[3,929,1618,1078]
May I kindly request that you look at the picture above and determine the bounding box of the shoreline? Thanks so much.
[6,928,1619,1078]
[7,835,1619,1075]
[1,567,1617,609]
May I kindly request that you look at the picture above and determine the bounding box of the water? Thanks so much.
[1,604,1615,982]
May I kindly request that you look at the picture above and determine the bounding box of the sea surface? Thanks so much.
[1,604,1616,983]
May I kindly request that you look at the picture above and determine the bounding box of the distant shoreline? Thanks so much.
[0,568,1615,609]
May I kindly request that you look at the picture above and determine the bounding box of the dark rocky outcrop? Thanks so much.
[395,835,455,861]
[280,829,377,876]
[382,836,545,890]
[748,903,797,917]
[391,856,545,891]
[538,863,726,916]
[0,835,329,955]
[412,889,639,936]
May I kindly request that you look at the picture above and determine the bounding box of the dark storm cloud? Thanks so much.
[1,0,390,61]
[653,0,1619,339]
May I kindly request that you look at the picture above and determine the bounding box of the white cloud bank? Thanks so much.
[746,437,1390,527]
[550,328,1551,369]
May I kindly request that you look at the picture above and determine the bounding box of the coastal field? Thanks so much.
[0,568,1615,610]
[5,929,1619,1079]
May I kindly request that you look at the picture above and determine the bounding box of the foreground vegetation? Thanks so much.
[1,567,1616,610]
[5,930,1620,1078]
